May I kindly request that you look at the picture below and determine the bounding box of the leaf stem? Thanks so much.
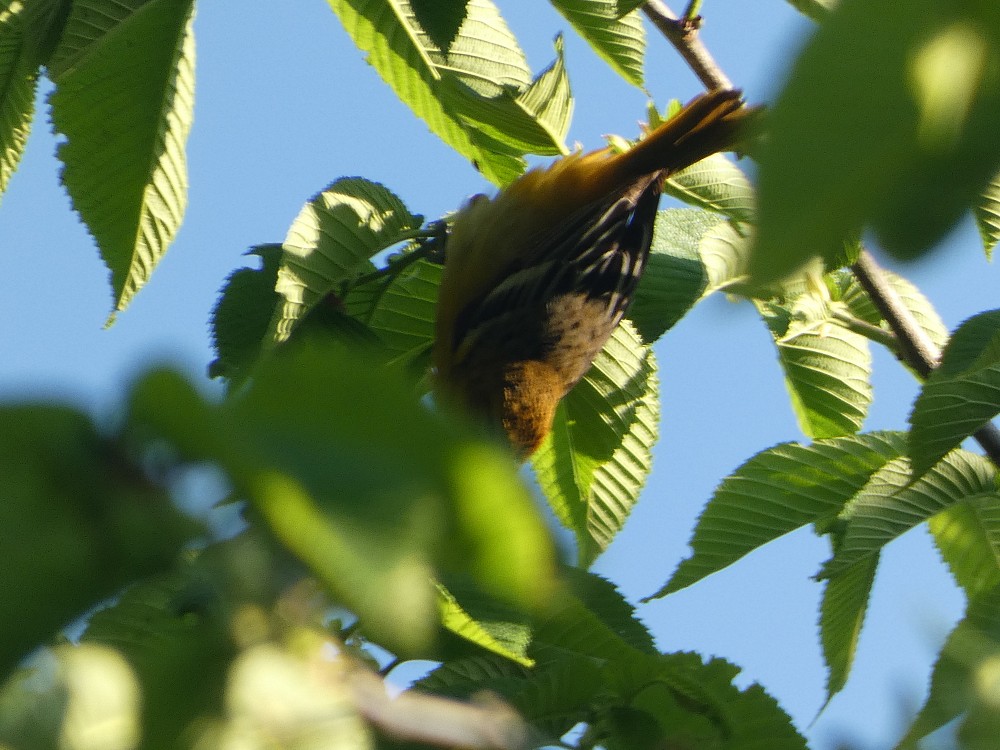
[682,0,703,20]
[830,308,899,352]
[348,224,445,290]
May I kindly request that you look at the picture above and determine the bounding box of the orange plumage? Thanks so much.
[435,89,753,457]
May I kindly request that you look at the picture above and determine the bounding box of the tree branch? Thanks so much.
[347,666,536,749]
[644,1,1000,470]
[852,251,1000,467]
[850,252,938,378]
[642,0,733,91]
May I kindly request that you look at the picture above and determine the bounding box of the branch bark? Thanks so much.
[642,0,732,90]
[852,251,1000,467]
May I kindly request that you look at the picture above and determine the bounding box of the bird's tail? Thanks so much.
[612,88,756,182]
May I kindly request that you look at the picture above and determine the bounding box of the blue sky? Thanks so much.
[2,2,997,747]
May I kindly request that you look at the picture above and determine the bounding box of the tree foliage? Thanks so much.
[2,0,1000,748]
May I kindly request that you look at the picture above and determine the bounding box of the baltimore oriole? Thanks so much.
[435,89,753,458]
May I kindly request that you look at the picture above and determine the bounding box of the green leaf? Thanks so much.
[663,153,756,224]
[699,219,752,294]
[753,0,1000,281]
[975,171,1000,259]
[410,0,467,51]
[209,245,282,386]
[437,582,534,665]
[270,178,421,345]
[416,653,530,697]
[550,0,645,87]
[626,208,714,344]
[759,290,873,439]
[597,651,807,750]
[821,451,999,578]
[129,346,557,655]
[930,498,1000,598]
[353,258,441,365]
[439,567,654,668]
[530,588,637,664]
[431,584,802,748]
[0,0,41,204]
[819,553,878,701]
[444,34,572,158]
[910,311,1000,476]
[653,432,905,598]
[562,567,656,654]
[326,0,572,185]
[22,0,72,67]
[418,652,601,741]
[48,0,196,318]
[0,404,198,679]
[783,0,836,22]
[80,563,235,748]
[614,0,645,13]
[896,584,1000,749]
[532,322,658,566]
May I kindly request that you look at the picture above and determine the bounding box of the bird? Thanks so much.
[434,88,754,458]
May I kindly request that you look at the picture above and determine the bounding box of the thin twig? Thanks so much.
[348,225,445,290]
[642,0,733,91]
[830,308,900,352]
[852,251,1000,467]
[346,666,537,749]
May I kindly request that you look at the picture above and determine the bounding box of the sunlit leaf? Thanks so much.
[663,153,756,224]
[819,553,878,701]
[353,258,441,365]
[910,311,1000,476]
[834,266,949,351]
[326,0,572,184]
[270,178,421,345]
[532,322,658,566]
[550,0,645,87]
[437,583,534,666]
[699,219,752,294]
[759,291,872,439]
[975,172,1000,259]
[626,208,714,343]
[931,498,1000,598]
[445,34,572,158]
[654,432,905,598]
[410,0,467,51]
[562,568,655,654]
[0,0,41,205]
[49,0,196,317]
[821,451,998,578]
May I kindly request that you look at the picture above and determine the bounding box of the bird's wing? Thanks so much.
[450,174,662,364]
